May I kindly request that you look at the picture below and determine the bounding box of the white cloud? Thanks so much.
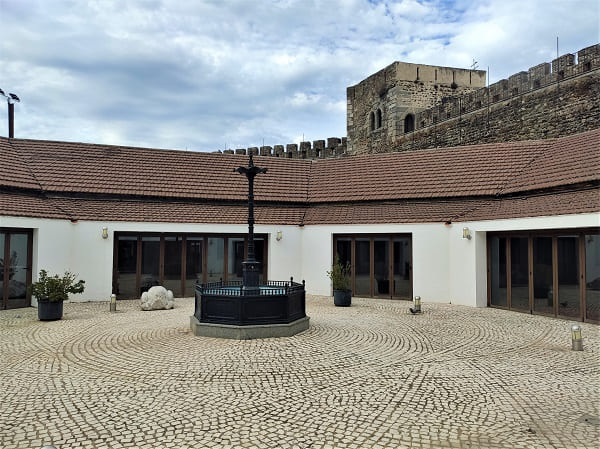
[0,0,597,150]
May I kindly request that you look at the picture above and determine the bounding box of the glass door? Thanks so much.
[333,234,412,299]
[354,238,371,297]
[163,236,182,296]
[532,237,553,315]
[140,236,160,294]
[1,229,32,310]
[510,237,529,311]
[585,234,600,322]
[489,236,507,308]
[185,237,203,296]
[393,237,412,299]
[373,238,390,297]
[206,237,225,283]
[557,236,580,319]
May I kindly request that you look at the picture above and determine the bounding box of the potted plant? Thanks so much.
[327,256,352,307]
[29,270,85,321]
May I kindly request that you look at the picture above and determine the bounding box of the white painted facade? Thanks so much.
[1,212,599,307]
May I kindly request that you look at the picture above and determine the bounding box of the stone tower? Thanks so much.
[346,61,486,154]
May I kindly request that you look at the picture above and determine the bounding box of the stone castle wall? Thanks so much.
[213,44,599,160]
[346,62,486,154]
[214,137,348,159]
[352,43,600,154]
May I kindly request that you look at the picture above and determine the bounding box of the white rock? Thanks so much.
[140,286,174,311]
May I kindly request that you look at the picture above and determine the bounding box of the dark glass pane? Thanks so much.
[228,238,245,282]
[557,236,580,318]
[141,237,160,294]
[164,236,182,296]
[117,236,138,298]
[0,234,5,300]
[336,238,351,268]
[7,234,28,300]
[207,237,224,283]
[255,238,265,283]
[533,237,553,314]
[355,239,370,296]
[490,236,507,307]
[185,238,203,296]
[374,239,389,296]
[585,234,600,321]
[393,238,411,298]
[510,237,529,311]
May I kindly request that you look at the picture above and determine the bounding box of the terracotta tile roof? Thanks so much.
[0,191,70,220]
[304,199,489,224]
[0,139,40,190]
[501,128,600,194]
[308,139,550,202]
[1,187,596,225]
[2,130,598,204]
[46,196,306,225]
[1,130,598,225]
[458,188,600,222]
[2,138,311,202]
[303,188,599,224]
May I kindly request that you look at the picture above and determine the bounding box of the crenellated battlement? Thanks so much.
[212,137,348,159]
[411,44,600,133]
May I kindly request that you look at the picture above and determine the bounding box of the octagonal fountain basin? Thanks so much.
[190,280,309,339]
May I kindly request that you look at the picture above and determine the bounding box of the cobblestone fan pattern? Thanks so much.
[1,297,599,449]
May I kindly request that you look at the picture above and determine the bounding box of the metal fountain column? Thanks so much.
[234,154,267,290]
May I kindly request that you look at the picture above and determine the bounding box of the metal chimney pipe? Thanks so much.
[8,102,14,138]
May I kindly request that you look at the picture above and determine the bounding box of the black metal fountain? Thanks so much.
[190,154,309,339]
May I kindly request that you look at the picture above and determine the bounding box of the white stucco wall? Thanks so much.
[2,211,598,308]
[299,223,451,303]
[447,212,600,307]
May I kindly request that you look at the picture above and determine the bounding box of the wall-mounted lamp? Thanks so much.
[462,227,472,240]
[571,324,583,351]
[102,227,109,239]
[276,230,283,241]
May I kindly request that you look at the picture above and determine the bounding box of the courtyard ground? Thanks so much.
[0,296,598,449]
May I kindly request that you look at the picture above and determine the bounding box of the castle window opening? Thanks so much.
[376,109,383,129]
[370,111,375,131]
[512,87,518,96]
[584,62,591,71]
[493,94,500,102]
[404,114,415,133]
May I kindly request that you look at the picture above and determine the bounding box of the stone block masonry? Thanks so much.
[220,44,599,160]
[352,43,600,154]
[218,137,347,159]
[347,61,486,154]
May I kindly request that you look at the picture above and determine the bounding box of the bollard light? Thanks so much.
[571,324,583,351]
[410,296,422,314]
[414,296,421,312]
[110,293,117,312]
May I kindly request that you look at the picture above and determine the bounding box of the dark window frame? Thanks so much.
[113,232,268,299]
[0,227,33,310]
[333,233,412,300]
[487,228,599,323]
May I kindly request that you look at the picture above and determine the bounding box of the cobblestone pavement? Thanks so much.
[1,296,599,449]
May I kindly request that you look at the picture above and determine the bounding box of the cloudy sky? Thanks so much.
[0,0,598,152]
